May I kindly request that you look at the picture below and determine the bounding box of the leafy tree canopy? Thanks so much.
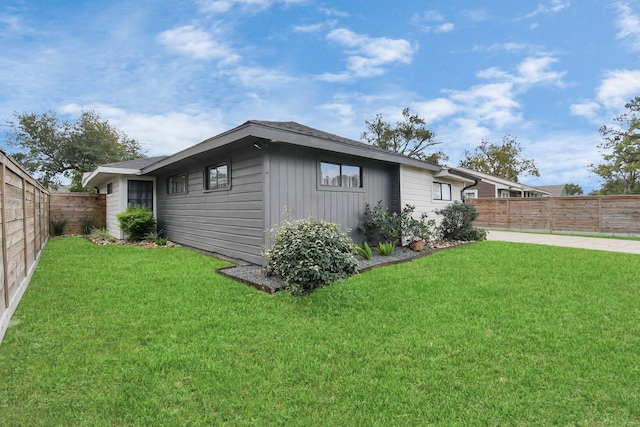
[459,135,540,182]
[564,183,583,196]
[361,107,448,164]
[590,96,640,195]
[6,110,145,190]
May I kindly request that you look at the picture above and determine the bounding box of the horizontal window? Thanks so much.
[320,162,362,188]
[206,163,229,191]
[168,173,187,194]
[433,182,452,201]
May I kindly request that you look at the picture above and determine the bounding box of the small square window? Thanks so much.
[433,182,452,201]
[168,173,187,194]
[206,163,230,190]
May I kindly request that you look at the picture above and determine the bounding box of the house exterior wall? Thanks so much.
[99,176,157,240]
[154,140,264,265]
[103,179,121,238]
[400,165,465,226]
[466,181,497,198]
[263,143,397,246]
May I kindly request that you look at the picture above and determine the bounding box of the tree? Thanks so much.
[459,135,540,182]
[361,107,447,164]
[7,110,145,190]
[590,97,640,195]
[564,183,583,195]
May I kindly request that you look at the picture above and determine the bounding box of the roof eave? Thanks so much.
[82,166,141,188]
[141,121,442,174]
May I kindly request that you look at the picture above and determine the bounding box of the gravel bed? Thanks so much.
[218,247,428,293]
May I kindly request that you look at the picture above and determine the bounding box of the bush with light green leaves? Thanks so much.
[264,217,358,295]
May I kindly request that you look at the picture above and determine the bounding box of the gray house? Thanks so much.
[83,120,469,264]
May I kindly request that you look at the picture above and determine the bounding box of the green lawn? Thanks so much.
[1,237,639,426]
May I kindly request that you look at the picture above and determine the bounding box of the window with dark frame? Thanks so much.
[433,182,452,201]
[168,173,187,194]
[106,182,113,194]
[127,180,154,211]
[320,162,362,188]
[206,163,229,190]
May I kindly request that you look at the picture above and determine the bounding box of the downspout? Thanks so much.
[461,179,479,203]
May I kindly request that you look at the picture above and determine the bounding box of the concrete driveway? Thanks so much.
[486,230,640,255]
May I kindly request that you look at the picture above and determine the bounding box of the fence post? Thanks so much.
[598,197,602,233]
[22,177,28,278]
[1,163,8,309]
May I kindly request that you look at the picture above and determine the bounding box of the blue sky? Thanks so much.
[2,0,640,192]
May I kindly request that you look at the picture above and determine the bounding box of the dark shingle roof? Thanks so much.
[101,156,168,169]
[246,120,399,156]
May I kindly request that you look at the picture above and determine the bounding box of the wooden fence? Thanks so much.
[0,149,50,344]
[470,196,640,235]
[49,193,106,235]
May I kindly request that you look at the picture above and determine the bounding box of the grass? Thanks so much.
[491,228,640,241]
[1,237,639,425]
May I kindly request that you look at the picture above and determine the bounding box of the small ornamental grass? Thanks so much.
[264,217,358,294]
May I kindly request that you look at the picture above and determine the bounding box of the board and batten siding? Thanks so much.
[400,165,465,225]
[155,142,264,265]
[263,143,398,245]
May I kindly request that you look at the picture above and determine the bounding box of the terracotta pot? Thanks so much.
[409,240,425,251]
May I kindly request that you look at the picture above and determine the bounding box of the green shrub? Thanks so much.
[359,201,401,245]
[355,241,373,260]
[435,201,487,242]
[89,227,111,242]
[81,215,98,235]
[401,204,436,245]
[116,205,156,241]
[359,201,435,246]
[264,217,358,295]
[375,242,395,256]
[50,218,69,236]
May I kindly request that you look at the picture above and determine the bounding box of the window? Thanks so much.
[168,173,187,194]
[433,182,452,201]
[106,182,113,194]
[320,162,362,188]
[128,180,153,211]
[463,190,477,199]
[206,163,229,190]
[499,190,511,198]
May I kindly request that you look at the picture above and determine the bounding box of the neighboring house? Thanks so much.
[83,120,469,264]
[452,167,551,199]
[535,185,567,197]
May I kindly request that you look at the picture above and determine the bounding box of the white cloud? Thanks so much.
[476,56,565,89]
[157,25,240,63]
[572,69,640,121]
[569,101,601,120]
[524,0,570,19]
[596,69,640,108]
[613,2,640,51]
[413,98,459,123]
[293,20,336,33]
[60,103,226,156]
[462,10,490,22]
[224,66,298,88]
[436,23,454,33]
[323,28,416,79]
[319,7,349,18]
[410,10,455,33]
[197,0,303,14]
[316,102,355,125]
